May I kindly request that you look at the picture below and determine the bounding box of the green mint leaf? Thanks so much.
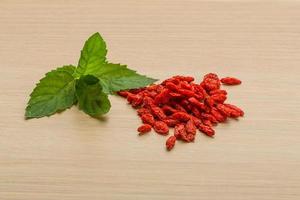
[25,65,76,119]
[94,63,158,94]
[74,32,107,78]
[75,75,111,117]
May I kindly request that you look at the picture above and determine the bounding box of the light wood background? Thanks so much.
[1,1,300,199]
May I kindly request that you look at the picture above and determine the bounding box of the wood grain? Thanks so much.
[1,1,300,199]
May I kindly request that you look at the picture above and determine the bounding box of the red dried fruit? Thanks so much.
[211,108,226,122]
[118,91,129,97]
[165,82,179,91]
[204,73,219,80]
[204,97,215,107]
[169,92,183,98]
[178,89,195,98]
[180,81,192,90]
[221,77,242,85]
[224,103,244,116]
[191,116,202,127]
[211,94,227,103]
[151,106,167,120]
[141,114,155,125]
[118,74,244,151]
[185,120,196,135]
[188,97,206,110]
[162,105,177,115]
[163,118,179,127]
[173,75,194,83]
[201,113,217,124]
[209,89,227,95]
[198,124,215,137]
[172,102,187,113]
[153,121,169,135]
[216,104,232,117]
[203,119,213,127]
[191,107,202,118]
[137,124,152,134]
[154,88,170,105]
[143,96,155,108]
[171,112,190,122]
[137,108,151,116]
[166,136,177,150]
[187,134,195,142]
[174,124,186,139]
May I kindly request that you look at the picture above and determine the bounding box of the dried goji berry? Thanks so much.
[224,103,244,116]
[137,124,152,134]
[191,116,202,127]
[188,97,206,110]
[202,119,213,127]
[137,108,151,116]
[154,88,170,105]
[166,136,177,150]
[171,112,190,122]
[118,73,244,151]
[216,104,232,117]
[211,94,227,104]
[185,119,196,135]
[173,75,194,83]
[151,106,167,120]
[143,96,155,108]
[163,118,179,127]
[118,91,129,97]
[141,113,155,125]
[191,107,202,118]
[186,134,195,142]
[178,88,195,98]
[211,108,226,122]
[221,77,241,85]
[153,121,169,135]
[172,102,187,113]
[165,82,179,91]
[209,89,227,95]
[174,124,186,139]
[162,105,177,115]
[180,81,192,90]
[201,113,218,124]
[198,124,215,137]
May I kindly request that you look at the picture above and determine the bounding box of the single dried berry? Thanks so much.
[211,108,226,122]
[188,97,206,110]
[185,120,196,135]
[209,89,227,95]
[165,82,179,91]
[198,124,215,137]
[151,106,167,120]
[171,112,190,122]
[162,105,177,115]
[224,103,244,116]
[210,94,227,104]
[154,88,170,105]
[163,118,179,127]
[141,113,155,125]
[137,108,151,116]
[153,121,169,135]
[174,124,186,139]
[166,136,177,150]
[221,77,242,85]
[186,134,195,142]
[137,124,152,134]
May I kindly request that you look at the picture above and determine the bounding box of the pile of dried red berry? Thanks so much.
[118,74,244,151]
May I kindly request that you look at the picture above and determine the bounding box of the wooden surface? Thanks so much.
[1,1,300,199]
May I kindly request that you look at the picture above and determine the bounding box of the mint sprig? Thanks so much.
[25,33,157,119]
